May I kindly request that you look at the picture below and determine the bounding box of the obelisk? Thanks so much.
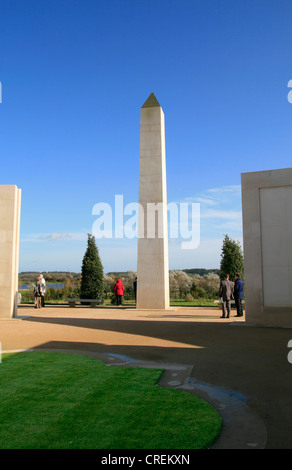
[136,93,170,309]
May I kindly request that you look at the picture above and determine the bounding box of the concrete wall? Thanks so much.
[241,168,292,326]
[0,185,21,319]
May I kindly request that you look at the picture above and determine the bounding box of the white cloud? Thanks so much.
[177,185,243,240]
[201,209,242,220]
[207,185,241,195]
[21,232,88,242]
[184,196,217,206]
[173,185,241,209]
[169,237,222,269]
[19,185,244,272]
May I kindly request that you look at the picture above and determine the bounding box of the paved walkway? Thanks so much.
[2,304,292,449]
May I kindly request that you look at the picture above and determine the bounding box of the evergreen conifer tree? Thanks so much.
[80,234,104,303]
[220,234,244,281]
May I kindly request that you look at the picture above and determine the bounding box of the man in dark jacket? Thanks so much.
[234,273,244,317]
[218,273,234,318]
[133,277,137,302]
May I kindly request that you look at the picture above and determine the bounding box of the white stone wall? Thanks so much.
[0,185,21,319]
[260,186,292,307]
[242,168,292,325]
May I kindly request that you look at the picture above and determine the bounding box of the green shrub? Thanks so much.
[185,293,194,302]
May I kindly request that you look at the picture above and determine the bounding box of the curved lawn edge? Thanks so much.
[0,351,222,449]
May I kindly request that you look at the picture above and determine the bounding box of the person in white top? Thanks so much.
[39,274,46,307]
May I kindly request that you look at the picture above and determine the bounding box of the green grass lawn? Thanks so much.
[170,299,218,307]
[0,352,222,449]
[18,295,218,307]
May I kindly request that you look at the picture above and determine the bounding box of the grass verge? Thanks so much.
[0,352,222,449]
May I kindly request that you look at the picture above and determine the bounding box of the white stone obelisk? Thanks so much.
[0,185,21,319]
[136,93,169,309]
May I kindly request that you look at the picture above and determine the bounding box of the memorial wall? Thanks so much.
[242,168,292,326]
[0,185,21,319]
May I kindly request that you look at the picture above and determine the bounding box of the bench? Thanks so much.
[66,299,102,308]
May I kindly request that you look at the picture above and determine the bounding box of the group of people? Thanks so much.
[113,275,244,314]
[218,273,244,318]
[33,275,134,308]
[33,274,46,308]
[33,273,243,314]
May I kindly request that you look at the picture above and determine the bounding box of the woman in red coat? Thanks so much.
[114,278,124,306]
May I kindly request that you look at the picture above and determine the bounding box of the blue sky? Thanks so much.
[1,0,292,273]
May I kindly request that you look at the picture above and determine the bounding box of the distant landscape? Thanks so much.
[19,271,81,285]
[18,269,221,307]
[18,268,220,285]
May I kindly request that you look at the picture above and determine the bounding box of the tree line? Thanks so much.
[19,234,244,303]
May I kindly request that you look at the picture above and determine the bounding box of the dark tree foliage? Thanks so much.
[80,234,104,303]
[183,268,220,276]
[220,234,244,281]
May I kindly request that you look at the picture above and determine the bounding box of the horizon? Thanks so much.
[19,266,221,275]
[1,1,292,272]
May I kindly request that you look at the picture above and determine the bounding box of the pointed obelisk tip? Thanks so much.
[142,92,161,108]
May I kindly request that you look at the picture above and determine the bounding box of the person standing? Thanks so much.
[114,278,124,306]
[39,274,46,307]
[133,277,137,302]
[34,277,42,309]
[234,273,244,317]
[218,273,234,318]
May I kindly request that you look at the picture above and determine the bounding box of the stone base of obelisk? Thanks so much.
[133,307,178,311]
